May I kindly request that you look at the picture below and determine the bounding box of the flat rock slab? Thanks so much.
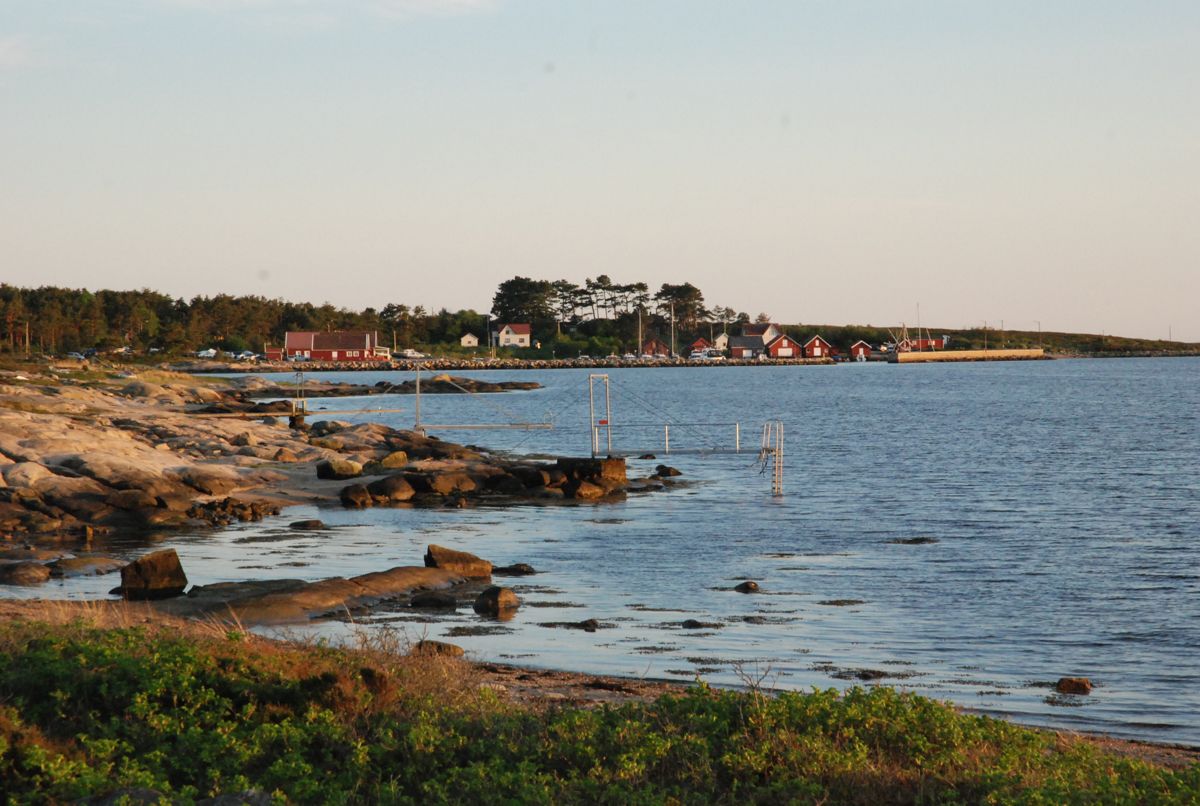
[49,556,125,578]
[157,566,466,625]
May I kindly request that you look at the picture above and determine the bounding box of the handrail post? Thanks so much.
[664,424,670,454]
[735,422,740,453]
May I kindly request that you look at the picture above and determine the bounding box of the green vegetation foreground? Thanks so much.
[1,618,1197,804]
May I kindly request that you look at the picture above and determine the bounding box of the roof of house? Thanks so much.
[804,335,832,347]
[461,332,478,340]
[729,336,765,350]
[850,340,872,348]
[500,323,531,335]
[742,323,779,337]
[690,337,711,348]
[285,331,377,351]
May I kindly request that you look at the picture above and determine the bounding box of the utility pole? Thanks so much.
[637,309,643,356]
[670,302,676,358]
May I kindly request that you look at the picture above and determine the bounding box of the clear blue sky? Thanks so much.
[2,1,1197,340]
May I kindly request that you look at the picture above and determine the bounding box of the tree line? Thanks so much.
[0,285,487,355]
[2,281,1190,359]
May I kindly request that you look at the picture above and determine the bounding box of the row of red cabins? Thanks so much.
[726,324,870,360]
[726,324,946,360]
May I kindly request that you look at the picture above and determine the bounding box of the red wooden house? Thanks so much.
[850,340,872,360]
[803,335,834,359]
[279,331,390,361]
[641,338,670,357]
[690,337,711,353]
[764,333,802,358]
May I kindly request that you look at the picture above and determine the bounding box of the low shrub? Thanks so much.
[0,620,1195,804]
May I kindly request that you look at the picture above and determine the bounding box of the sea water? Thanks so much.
[22,358,1200,745]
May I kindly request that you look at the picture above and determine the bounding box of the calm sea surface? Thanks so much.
[27,358,1200,744]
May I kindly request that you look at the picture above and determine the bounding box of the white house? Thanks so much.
[498,323,532,348]
[713,332,729,352]
[460,333,479,348]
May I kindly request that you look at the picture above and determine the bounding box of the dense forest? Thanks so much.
[0,281,1193,359]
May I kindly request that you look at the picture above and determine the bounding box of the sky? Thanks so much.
[2,1,1197,341]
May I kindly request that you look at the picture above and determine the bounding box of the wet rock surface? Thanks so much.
[474,586,520,615]
[1056,677,1094,695]
[425,544,493,579]
[115,549,188,600]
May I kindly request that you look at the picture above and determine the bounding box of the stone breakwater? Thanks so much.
[336,456,678,508]
[177,356,836,373]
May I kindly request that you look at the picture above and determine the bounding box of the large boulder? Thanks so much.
[484,474,526,495]
[377,450,409,469]
[339,484,372,509]
[557,457,627,485]
[0,561,51,586]
[569,481,606,500]
[116,549,188,600]
[366,475,415,503]
[317,458,363,481]
[428,471,477,496]
[424,544,492,579]
[510,465,551,488]
[175,466,243,496]
[410,640,465,658]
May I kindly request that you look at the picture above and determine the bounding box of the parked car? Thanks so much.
[621,353,637,361]
[195,348,218,359]
[235,351,257,361]
[399,348,425,359]
[65,352,86,360]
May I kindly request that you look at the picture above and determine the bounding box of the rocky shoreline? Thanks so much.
[0,367,673,580]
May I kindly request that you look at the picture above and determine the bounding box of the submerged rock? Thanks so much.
[410,591,457,609]
[493,563,537,576]
[734,581,760,593]
[1056,677,1093,695]
[654,464,682,477]
[289,519,326,530]
[473,586,519,615]
[48,556,124,577]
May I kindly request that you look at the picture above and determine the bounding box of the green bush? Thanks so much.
[0,622,1196,804]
